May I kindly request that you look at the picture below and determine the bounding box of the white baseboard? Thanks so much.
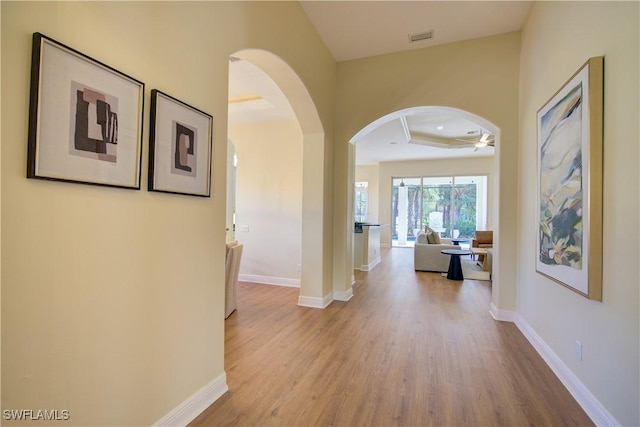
[298,293,332,309]
[515,315,619,427]
[489,302,517,322]
[334,285,354,302]
[153,372,228,427]
[357,256,381,271]
[239,274,300,288]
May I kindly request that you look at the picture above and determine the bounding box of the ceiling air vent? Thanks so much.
[408,30,434,43]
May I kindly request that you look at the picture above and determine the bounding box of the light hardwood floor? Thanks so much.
[191,248,593,426]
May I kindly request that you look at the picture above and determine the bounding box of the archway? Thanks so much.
[228,49,328,307]
[349,106,503,307]
[351,106,499,143]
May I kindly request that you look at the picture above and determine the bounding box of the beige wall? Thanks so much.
[375,157,495,247]
[0,2,335,425]
[334,32,520,306]
[3,1,637,425]
[518,2,639,425]
[229,119,303,284]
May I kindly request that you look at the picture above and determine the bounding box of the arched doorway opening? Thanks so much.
[227,49,328,307]
[349,106,502,304]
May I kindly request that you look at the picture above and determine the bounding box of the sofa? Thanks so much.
[414,231,461,272]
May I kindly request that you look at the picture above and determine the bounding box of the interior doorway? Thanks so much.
[349,106,501,308]
[227,49,326,307]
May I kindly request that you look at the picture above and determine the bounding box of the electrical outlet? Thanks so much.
[297,264,301,272]
[575,341,583,361]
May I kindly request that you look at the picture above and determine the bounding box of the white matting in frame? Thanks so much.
[148,89,213,197]
[28,32,144,189]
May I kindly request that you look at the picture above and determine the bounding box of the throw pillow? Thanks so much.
[432,233,441,244]
[426,232,436,244]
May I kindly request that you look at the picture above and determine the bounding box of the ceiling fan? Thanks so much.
[454,130,495,150]
[406,130,495,150]
[400,117,495,151]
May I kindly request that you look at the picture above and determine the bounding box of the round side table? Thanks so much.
[441,249,471,280]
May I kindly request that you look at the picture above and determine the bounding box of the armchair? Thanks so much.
[471,230,493,248]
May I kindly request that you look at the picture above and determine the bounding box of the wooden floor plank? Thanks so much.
[190,248,593,426]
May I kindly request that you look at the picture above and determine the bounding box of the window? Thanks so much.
[354,182,368,222]
[392,175,488,246]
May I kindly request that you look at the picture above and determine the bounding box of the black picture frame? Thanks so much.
[148,89,213,197]
[27,32,145,189]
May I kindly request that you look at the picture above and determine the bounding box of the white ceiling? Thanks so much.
[353,110,496,165]
[228,58,296,125]
[228,1,533,165]
[299,1,532,62]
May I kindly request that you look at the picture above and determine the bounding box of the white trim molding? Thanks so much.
[239,274,300,288]
[153,372,228,427]
[298,293,333,309]
[489,302,517,322]
[333,285,354,302]
[515,315,619,427]
[356,256,381,272]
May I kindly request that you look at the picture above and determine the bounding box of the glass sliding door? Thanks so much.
[451,176,487,238]
[391,177,421,247]
[392,175,488,246]
[421,176,452,237]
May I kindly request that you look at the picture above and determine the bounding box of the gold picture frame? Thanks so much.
[536,56,604,300]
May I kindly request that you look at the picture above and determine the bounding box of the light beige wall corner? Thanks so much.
[323,135,336,299]
[518,2,639,425]
[334,32,520,312]
[330,129,352,295]
[229,120,303,283]
[309,131,335,300]
[0,2,335,425]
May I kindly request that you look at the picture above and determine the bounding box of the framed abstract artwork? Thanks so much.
[536,56,604,300]
[27,32,144,189]
[148,89,213,197]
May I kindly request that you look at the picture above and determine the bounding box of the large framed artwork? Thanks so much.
[27,32,145,189]
[536,56,604,300]
[148,89,213,197]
